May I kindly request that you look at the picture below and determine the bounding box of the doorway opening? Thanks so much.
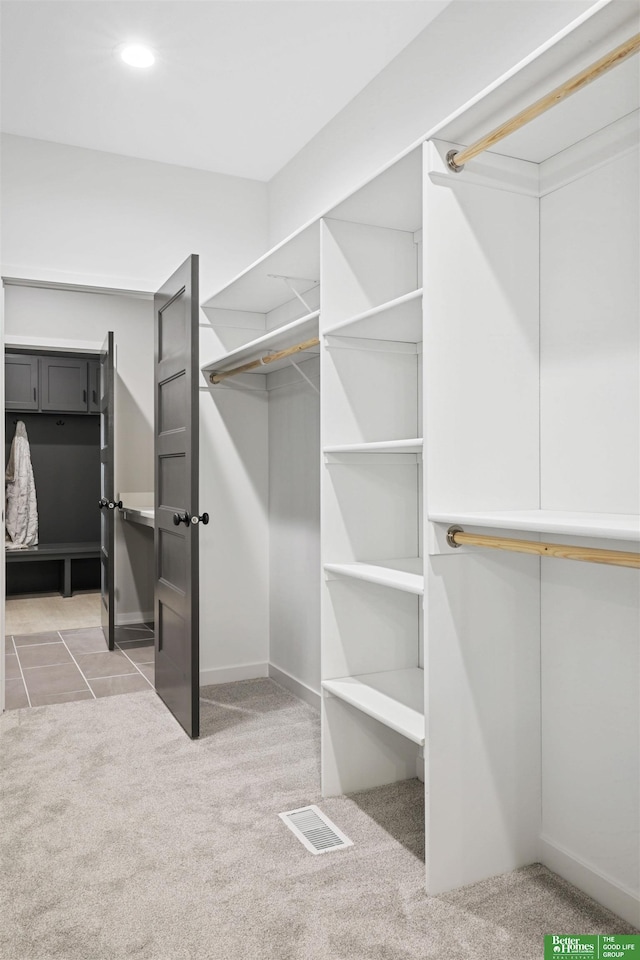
[4,345,154,709]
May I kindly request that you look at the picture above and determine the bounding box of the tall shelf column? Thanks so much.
[319,147,426,797]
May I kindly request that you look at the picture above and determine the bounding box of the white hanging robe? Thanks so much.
[5,420,38,548]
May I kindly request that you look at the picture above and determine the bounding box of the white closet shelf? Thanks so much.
[324,558,424,595]
[324,438,423,455]
[322,668,425,746]
[202,311,320,378]
[429,510,640,543]
[201,222,320,313]
[323,288,423,342]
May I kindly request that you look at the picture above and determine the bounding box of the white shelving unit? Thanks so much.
[198,2,638,925]
[320,144,425,798]
[422,4,639,921]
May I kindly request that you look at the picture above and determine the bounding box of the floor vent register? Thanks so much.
[279,805,353,855]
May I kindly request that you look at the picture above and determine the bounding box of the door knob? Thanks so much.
[98,498,108,509]
[191,513,209,525]
[173,512,209,527]
[107,500,123,510]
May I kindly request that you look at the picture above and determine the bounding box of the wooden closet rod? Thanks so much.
[446,527,640,569]
[447,32,640,172]
[210,337,320,384]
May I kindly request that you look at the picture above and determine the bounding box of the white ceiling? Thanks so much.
[0,0,450,181]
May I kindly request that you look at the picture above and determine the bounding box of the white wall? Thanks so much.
[268,359,321,697]
[0,134,269,298]
[199,379,270,684]
[3,284,155,623]
[539,146,640,913]
[267,0,596,243]
[1,135,271,672]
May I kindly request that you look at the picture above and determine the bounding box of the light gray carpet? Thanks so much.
[0,679,636,960]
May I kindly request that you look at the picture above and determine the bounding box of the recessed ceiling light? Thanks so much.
[120,44,155,69]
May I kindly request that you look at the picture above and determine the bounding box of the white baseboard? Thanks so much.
[540,835,640,929]
[199,662,269,687]
[268,663,321,711]
[115,611,154,627]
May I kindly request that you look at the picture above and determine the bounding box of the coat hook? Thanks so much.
[56,419,65,426]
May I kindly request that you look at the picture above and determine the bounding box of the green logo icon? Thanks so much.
[544,936,640,959]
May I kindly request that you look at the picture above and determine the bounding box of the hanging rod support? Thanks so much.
[446,31,640,172]
[267,274,319,314]
[288,358,320,395]
[446,526,640,570]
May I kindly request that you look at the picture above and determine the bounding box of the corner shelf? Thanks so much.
[322,667,425,746]
[202,310,319,379]
[323,288,423,342]
[429,509,640,543]
[324,558,424,595]
[324,438,423,456]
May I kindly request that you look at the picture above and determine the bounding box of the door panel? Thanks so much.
[40,357,88,412]
[99,332,115,650]
[5,354,39,410]
[154,255,201,739]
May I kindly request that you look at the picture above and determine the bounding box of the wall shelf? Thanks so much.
[202,311,319,379]
[322,667,425,745]
[323,288,423,342]
[202,222,320,313]
[119,492,155,528]
[429,509,640,543]
[324,558,424,595]
[324,438,423,456]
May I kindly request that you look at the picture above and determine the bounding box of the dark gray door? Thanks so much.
[99,332,116,650]
[154,256,203,739]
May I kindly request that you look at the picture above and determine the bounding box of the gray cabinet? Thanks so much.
[39,357,88,413]
[88,360,100,413]
[5,354,39,410]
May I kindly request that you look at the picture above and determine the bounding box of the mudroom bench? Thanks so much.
[6,541,101,598]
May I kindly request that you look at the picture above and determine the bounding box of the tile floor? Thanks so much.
[5,590,103,635]
[5,623,155,710]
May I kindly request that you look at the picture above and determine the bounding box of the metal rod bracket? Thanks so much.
[446,150,464,173]
[446,525,464,547]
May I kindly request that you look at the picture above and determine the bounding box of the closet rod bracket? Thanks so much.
[446,150,464,173]
[446,525,464,547]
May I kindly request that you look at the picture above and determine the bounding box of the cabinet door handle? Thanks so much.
[33,388,36,401]
[83,389,87,403]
